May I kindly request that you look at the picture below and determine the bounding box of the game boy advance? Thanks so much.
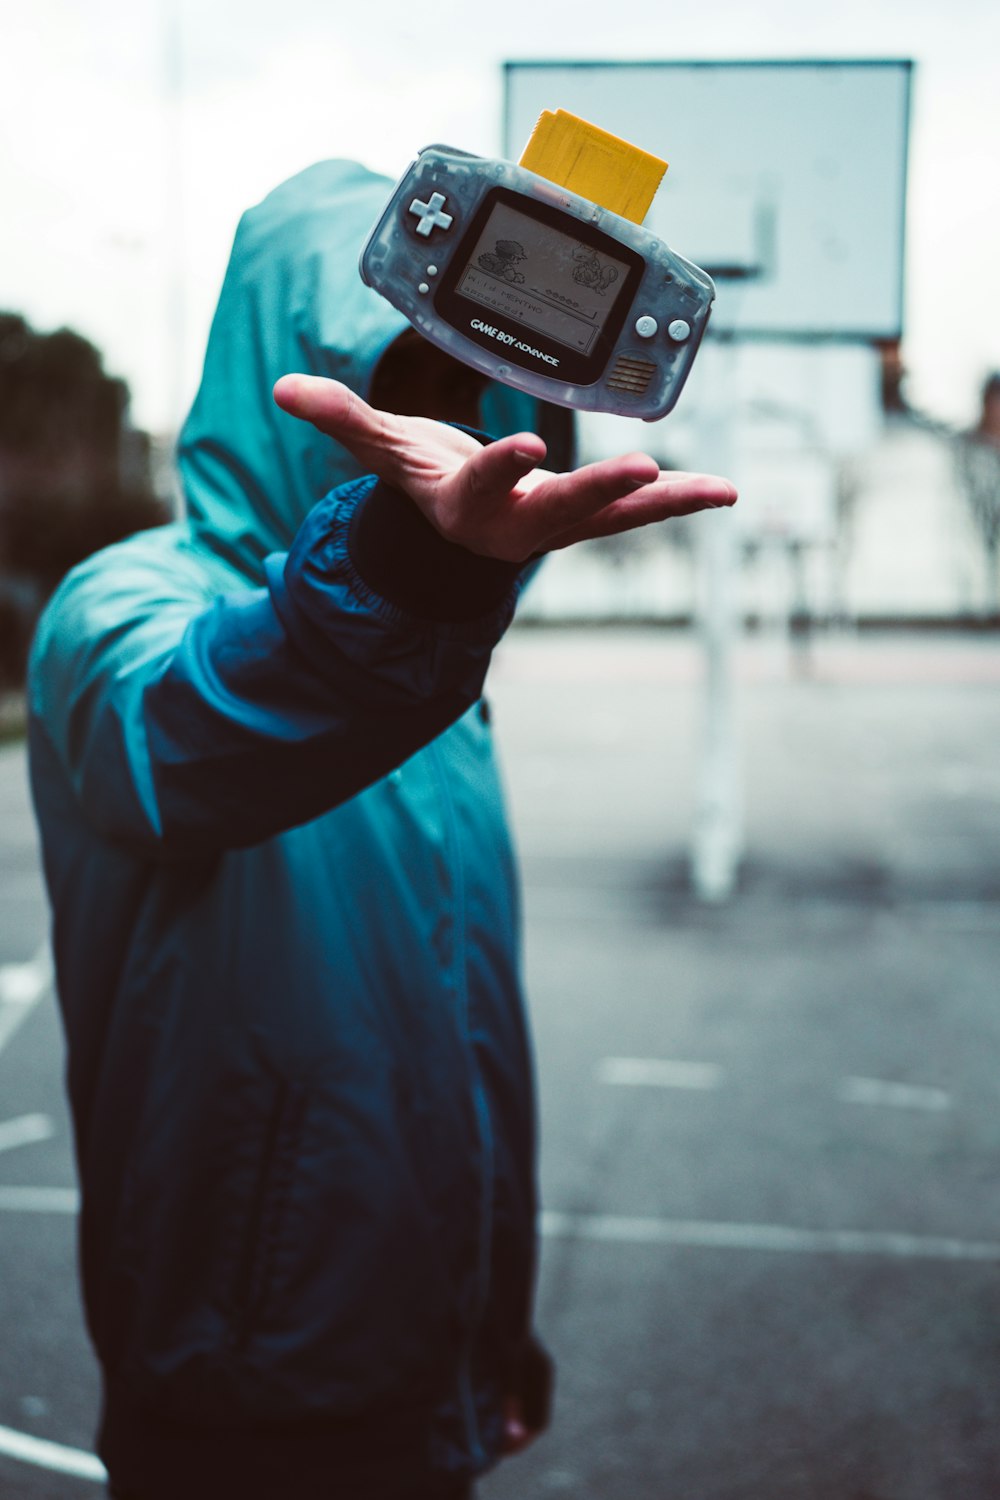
[360,143,714,422]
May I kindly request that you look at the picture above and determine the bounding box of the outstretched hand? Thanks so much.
[273,374,736,564]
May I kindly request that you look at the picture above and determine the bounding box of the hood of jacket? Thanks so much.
[177,159,410,579]
[177,157,538,582]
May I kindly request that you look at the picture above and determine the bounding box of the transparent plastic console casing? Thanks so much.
[360,144,715,421]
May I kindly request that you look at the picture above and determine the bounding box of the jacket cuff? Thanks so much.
[347,479,522,624]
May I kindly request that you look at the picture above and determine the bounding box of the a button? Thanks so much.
[408,192,454,238]
[418,282,430,295]
[426,264,438,277]
[668,319,692,342]
[634,315,658,339]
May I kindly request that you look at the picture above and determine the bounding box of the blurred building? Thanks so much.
[519,344,1000,629]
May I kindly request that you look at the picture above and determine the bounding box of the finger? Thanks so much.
[606,470,738,514]
[545,473,738,549]
[455,432,547,509]
[652,470,739,502]
[510,451,664,548]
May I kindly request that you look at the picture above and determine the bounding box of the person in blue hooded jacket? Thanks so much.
[27,160,735,1500]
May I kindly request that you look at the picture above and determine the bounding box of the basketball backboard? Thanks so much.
[504,60,912,341]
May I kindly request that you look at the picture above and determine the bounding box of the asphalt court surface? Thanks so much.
[2,627,1000,1499]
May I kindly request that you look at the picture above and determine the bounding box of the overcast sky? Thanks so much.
[2,0,998,434]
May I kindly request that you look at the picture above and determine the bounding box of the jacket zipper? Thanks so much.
[430,740,494,1469]
[229,1078,295,1354]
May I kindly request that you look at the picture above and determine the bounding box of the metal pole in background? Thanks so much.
[691,335,743,902]
[163,0,187,439]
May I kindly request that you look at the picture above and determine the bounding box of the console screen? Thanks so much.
[454,201,631,355]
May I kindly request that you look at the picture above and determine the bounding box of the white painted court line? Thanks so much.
[0,945,52,1056]
[838,1076,952,1112]
[541,1211,1000,1262]
[0,1114,55,1155]
[0,1422,106,1483]
[597,1057,725,1090]
[14,1192,1000,1262]
[0,1185,79,1213]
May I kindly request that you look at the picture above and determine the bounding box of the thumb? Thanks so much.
[273,374,394,450]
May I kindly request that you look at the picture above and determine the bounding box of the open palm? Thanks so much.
[274,374,736,563]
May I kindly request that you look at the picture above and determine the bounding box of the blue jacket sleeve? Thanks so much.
[29,474,522,860]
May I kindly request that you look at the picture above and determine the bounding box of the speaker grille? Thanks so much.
[606,354,657,395]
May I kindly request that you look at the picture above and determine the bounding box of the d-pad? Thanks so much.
[408,192,454,237]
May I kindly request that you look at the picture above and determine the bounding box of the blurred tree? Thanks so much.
[0,313,170,689]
